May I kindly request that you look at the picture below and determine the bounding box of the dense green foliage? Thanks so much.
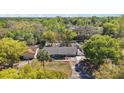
[37,49,52,68]
[0,38,27,66]
[82,35,121,66]
[4,21,43,45]
[118,16,124,37]
[102,22,119,38]
[0,16,123,44]
[62,29,77,46]
[37,49,51,62]
[0,61,68,79]
[42,31,57,44]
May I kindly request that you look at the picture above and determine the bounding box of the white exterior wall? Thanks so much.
[76,56,86,61]
[34,48,39,59]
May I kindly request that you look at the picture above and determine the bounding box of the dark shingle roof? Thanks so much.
[44,47,78,56]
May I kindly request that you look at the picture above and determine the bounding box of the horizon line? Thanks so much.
[0,14,122,17]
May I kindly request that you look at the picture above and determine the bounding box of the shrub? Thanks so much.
[93,60,124,79]
[0,68,19,79]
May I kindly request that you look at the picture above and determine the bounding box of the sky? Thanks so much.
[0,0,123,14]
[0,14,122,17]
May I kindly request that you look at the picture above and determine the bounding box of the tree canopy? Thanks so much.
[37,49,51,68]
[102,22,119,38]
[0,38,27,66]
[82,35,121,66]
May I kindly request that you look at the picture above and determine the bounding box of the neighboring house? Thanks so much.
[22,45,39,60]
[69,26,102,36]
[69,26,102,42]
[69,26,97,32]
[43,46,84,59]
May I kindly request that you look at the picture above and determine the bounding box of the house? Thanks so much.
[69,26,97,32]
[43,46,84,59]
[69,26,102,42]
[22,45,39,60]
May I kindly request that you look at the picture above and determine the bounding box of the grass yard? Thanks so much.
[122,49,124,56]
[122,49,124,60]
[118,49,124,65]
[42,62,72,77]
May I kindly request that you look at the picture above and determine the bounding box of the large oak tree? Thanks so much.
[0,38,27,67]
[82,35,121,66]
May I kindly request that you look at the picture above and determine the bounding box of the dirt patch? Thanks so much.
[41,62,72,77]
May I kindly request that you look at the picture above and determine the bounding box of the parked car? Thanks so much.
[79,72,95,79]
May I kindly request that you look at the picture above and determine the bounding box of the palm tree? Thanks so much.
[37,49,51,69]
[37,49,51,76]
